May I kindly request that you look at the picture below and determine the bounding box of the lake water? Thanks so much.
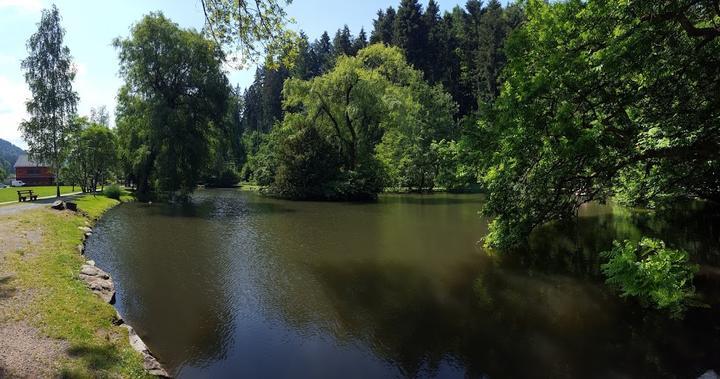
[85,189,720,378]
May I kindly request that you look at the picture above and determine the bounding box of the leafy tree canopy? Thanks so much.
[64,118,117,193]
[115,13,230,199]
[20,4,79,197]
[262,44,456,199]
[477,0,720,249]
[200,0,296,68]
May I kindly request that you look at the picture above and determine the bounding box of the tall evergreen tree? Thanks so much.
[352,27,368,55]
[261,65,289,130]
[312,31,334,74]
[370,7,396,44]
[458,0,485,112]
[20,5,79,198]
[422,0,443,83]
[291,31,314,79]
[393,0,426,69]
[241,69,265,134]
[478,0,507,101]
[332,25,354,57]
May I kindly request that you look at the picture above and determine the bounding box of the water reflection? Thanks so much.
[86,190,720,378]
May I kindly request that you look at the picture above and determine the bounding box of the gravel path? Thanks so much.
[0,209,69,377]
[0,194,83,216]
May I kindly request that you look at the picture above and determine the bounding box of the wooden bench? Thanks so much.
[17,190,38,202]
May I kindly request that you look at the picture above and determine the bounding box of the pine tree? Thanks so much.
[352,27,368,55]
[393,0,426,69]
[332,25,353,57]
[370,7,396,44]
[478,0,506,101]
[21,5,79,197]
[312,31,334,74]
[292,31,314,79]
[422,0,442,82]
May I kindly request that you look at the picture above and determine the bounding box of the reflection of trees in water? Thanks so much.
[302,257,720,378]
[250,199,720,378]
[99,193,720,377]
[518,201,720,278]
[94,199,241,371]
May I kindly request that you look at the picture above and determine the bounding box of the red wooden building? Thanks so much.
[14,154,54,186]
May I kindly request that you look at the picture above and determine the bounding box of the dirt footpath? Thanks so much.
[0,210,67,378]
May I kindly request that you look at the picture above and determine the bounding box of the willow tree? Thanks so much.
[21,4,78,198]
[477,0,720,249]
[266,44,456,200]
[114,13,229,199]
[200,0,295,68]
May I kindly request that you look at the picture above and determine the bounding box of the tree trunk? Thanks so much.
[55,163,60,198]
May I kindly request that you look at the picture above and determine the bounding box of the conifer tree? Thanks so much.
[352,28,368,55]
[393,0,426,69]
[370,7,396,44]
[332,25,354,57]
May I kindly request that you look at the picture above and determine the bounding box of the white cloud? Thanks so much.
[0,0,44,13]
[73,62,117,127]
[0,74,29,148]
[0,58,119,151]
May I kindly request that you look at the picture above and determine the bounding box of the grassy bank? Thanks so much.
[3,194,150,377]
[0,186,78,202]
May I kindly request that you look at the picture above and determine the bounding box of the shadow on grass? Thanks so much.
[0,275,17,300]
[65,343,126,376]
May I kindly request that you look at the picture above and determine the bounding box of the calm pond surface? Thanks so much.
[85,189,720,378]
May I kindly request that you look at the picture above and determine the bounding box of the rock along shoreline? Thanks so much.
[76,216,170,377]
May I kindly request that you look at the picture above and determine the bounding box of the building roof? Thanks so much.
[14,154,49,168]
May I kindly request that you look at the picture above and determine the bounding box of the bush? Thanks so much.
[103,184,122,200]
[271,123,340,200]
[601,238,699,318]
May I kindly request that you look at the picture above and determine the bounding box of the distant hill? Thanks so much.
[0,138,25,174]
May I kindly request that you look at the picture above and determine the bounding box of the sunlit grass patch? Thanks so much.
[0,186,78,202]
[5,195,150,377]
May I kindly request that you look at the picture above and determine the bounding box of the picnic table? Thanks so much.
[17,189,38,202]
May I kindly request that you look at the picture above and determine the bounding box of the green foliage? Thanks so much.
[271,120,340,199]
[478,0,720,249]
[64,118,117,193]
[266,44,454,199]
[200,0,295,68]
[114,13,230,199]
[241,129,283,186]
[0,138,24,174]
[601,238,699,318]
[103,184,123,200]
[375,79,457,192]
[431,139,477,192]
[21,4,79,197]
[370,0,520,115]
[0,165,6,182]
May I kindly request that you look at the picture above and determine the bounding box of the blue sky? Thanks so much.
[0,0,469,148]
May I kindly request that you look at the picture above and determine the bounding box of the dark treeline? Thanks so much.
[239,0,521,133]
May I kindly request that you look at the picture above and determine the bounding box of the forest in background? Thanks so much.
[235,0,521,197]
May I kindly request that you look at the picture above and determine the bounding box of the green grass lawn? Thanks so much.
[0,186,78,202]
[4,194,150,377]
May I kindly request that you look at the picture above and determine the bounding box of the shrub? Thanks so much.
[103,184,122,200]
[601,238,698,318]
